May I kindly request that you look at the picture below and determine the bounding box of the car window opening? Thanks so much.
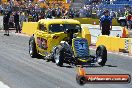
[49,24,81,32]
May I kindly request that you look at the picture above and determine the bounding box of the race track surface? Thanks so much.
[0,31,132,88]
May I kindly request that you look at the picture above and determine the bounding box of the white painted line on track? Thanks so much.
[0,81,10,88]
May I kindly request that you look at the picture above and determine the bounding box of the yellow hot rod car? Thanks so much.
[29,19,107,66]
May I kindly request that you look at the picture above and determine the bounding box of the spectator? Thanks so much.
[100,10,112,36]
[69,9,74,18]
[126,13,132,30]
[110,10,113,18]
[52,8,56,17]
[14,11,20,33]
[3,11,10,36]
[96,9,101,18]
[32,11,39,22]
[20,12,25,30]
[79,8,84,17]
[39,11,45,19]
[46,9,52,19]
[124,10,129,17]
[56,8,61,18]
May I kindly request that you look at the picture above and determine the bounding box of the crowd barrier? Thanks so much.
[130,39,132,54]
[96,35,132,54]
[73,18,120,26]
[22,22,38,36]
[88,27,129,44]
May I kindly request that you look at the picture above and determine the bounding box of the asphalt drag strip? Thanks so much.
[0,31,131,88]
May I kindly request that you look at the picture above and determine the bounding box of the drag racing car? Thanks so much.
[29,19,107,66]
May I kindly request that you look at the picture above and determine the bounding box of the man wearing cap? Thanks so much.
[100,10,112,36]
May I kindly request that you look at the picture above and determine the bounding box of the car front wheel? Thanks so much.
[54,45,64,66]
[29,36,38,58]
[96,45,107,66]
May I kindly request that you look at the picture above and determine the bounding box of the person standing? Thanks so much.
[3,11,10,36]
[14,11,20,33]
[20,12,25,30]
[100,10,112,36]
[126,13,132,30]
[32,11,38,22]
[124,10,129,17]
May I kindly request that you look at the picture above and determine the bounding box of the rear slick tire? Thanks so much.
[29,36,38,58]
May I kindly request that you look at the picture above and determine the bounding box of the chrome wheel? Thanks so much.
[53,45,63,66]
[29,40,33,56]
[54,48,60,64]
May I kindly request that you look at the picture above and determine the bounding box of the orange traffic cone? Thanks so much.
[122,27,127,38]
[77,66,86,76]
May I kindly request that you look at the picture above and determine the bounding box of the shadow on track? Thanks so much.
[34,56,118,68]
[60,65,73,68]
[77,64,117,68]
[105,65,117,67]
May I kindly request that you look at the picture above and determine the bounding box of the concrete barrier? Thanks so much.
[130,39,132,54]
[74,18,120,26]
[87,26,129,44]
[96,35,132,53]
[22,22,38,36]
[89,28,122,44]
[96,35,111,50]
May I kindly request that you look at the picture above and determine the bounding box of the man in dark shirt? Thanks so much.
[126,13,132,30]
[14,11,20,33]
[100,10,112,36]
[3,11,10,36]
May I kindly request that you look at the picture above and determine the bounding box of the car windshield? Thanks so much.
[49,24,81,32]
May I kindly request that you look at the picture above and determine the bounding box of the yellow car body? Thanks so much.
[32,19,90,57]
[28,19,107,67]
